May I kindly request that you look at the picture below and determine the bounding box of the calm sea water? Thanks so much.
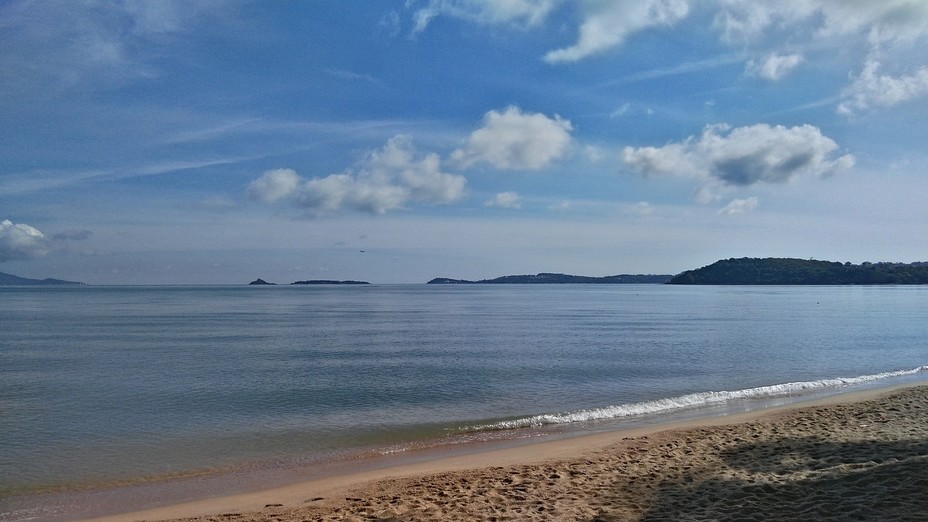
[1,284,926,513]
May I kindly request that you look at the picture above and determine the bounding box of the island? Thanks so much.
[0,271,84,286]
[291,280,370,285]
[248,278,370,285]
[427,273,672,284]
[669,257,928,285]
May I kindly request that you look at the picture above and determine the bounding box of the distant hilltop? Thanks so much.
[428,273,672,284]
[249,278,369,285]
[669,258,928,285]
[0,271,84,286]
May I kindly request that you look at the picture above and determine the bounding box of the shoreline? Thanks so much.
[68,382,928,521]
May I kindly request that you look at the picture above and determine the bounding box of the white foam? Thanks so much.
[467,366,928,431]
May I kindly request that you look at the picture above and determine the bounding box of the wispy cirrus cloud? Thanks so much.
[411,0,562,33]
[0,0,237,97]
[414,1,928,113]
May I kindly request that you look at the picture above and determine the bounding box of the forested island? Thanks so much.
[428,273,672,284]
[0,271,84,286]
[669,258,928,285]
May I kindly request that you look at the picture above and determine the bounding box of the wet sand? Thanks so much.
[84,384,928,521]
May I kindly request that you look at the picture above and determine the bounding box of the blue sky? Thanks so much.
[2,1,927,284]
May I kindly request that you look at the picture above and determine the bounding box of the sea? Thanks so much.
[1,284,926,520]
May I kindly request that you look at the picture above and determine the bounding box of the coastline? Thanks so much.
[77,383,928,521]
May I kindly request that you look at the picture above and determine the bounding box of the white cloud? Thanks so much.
[249,136,467,215]
[247,168,301,203]
[712,1,817,45]
[0,219,52,262]
[713,1,928,46]
[299,173,410,215]
[719,197,758,215]
[838,59,928,115]
[712,1,928,105]
[412,0,561,33]
[623,123,855,190]
[485,191,522,209]
[746,53,803,80]
[452,106,573,170]
[365,135,467,204]
[543,0,689,63]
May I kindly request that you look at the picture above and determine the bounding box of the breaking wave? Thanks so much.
[467,366,928,432]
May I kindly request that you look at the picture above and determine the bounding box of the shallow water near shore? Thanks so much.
[1,284,926,519]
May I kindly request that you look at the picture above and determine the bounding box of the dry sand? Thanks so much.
[93,385,928,521]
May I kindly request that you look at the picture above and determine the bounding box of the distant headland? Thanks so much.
[669,258,928,285]
[0,271,84,286]
[427,273,672,284]
[249,278,370,285]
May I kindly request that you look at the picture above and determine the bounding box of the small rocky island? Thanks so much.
[428,273,672,284]
[249,278,370,285]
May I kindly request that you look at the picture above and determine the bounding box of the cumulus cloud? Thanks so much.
[0,219,52,262]
[746,53,803,80]
[544,0,689,63]
[452,106,573,170]
[719,197,758,215]
[412,0,561,33]
[485,191,522,209]
[248,136,466,215]
[247,168,301,203]
[837,59,928,115]
[623,123,855,191]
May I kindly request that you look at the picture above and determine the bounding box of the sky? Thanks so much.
[1,0,927,284]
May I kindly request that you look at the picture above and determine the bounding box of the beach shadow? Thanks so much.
[635,437,928,521]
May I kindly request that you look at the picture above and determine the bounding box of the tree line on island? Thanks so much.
[668,258,928,285]
[429,258,928,285]
[4,257,928,286]
[427,273,672,284]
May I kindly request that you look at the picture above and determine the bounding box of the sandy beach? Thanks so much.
[82,384,928,522]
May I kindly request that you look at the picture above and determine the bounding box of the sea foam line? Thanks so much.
[467,366,928,432]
